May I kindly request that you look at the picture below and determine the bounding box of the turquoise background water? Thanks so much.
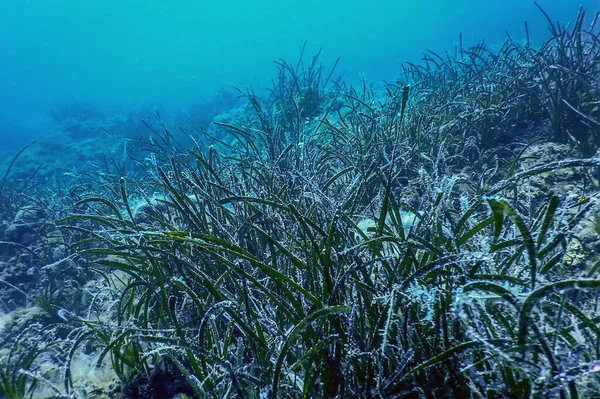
[0,0,597,150]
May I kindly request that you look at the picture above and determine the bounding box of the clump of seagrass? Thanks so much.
[56,134,600,398]
[7,4,600,399]
[399,4,600,156]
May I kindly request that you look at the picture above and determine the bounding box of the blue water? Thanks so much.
[0,0,598,152]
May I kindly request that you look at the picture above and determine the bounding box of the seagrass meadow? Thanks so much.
[3,4,600,399]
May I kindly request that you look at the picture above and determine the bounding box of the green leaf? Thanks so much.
[456,215,494,248]
[272,305,349,399]
[536,195,559,249]
[405,340,512,378]
[75,197,124,220]
[486,198,505,244]
[496,199,538,289]
[518,279,600,347]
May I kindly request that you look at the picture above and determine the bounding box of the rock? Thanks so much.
[4,221,39,246]
[46,228,64,246]
[14,206,45,224]
[564,240,587,270]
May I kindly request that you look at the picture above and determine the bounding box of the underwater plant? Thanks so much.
[4,4,600,399]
